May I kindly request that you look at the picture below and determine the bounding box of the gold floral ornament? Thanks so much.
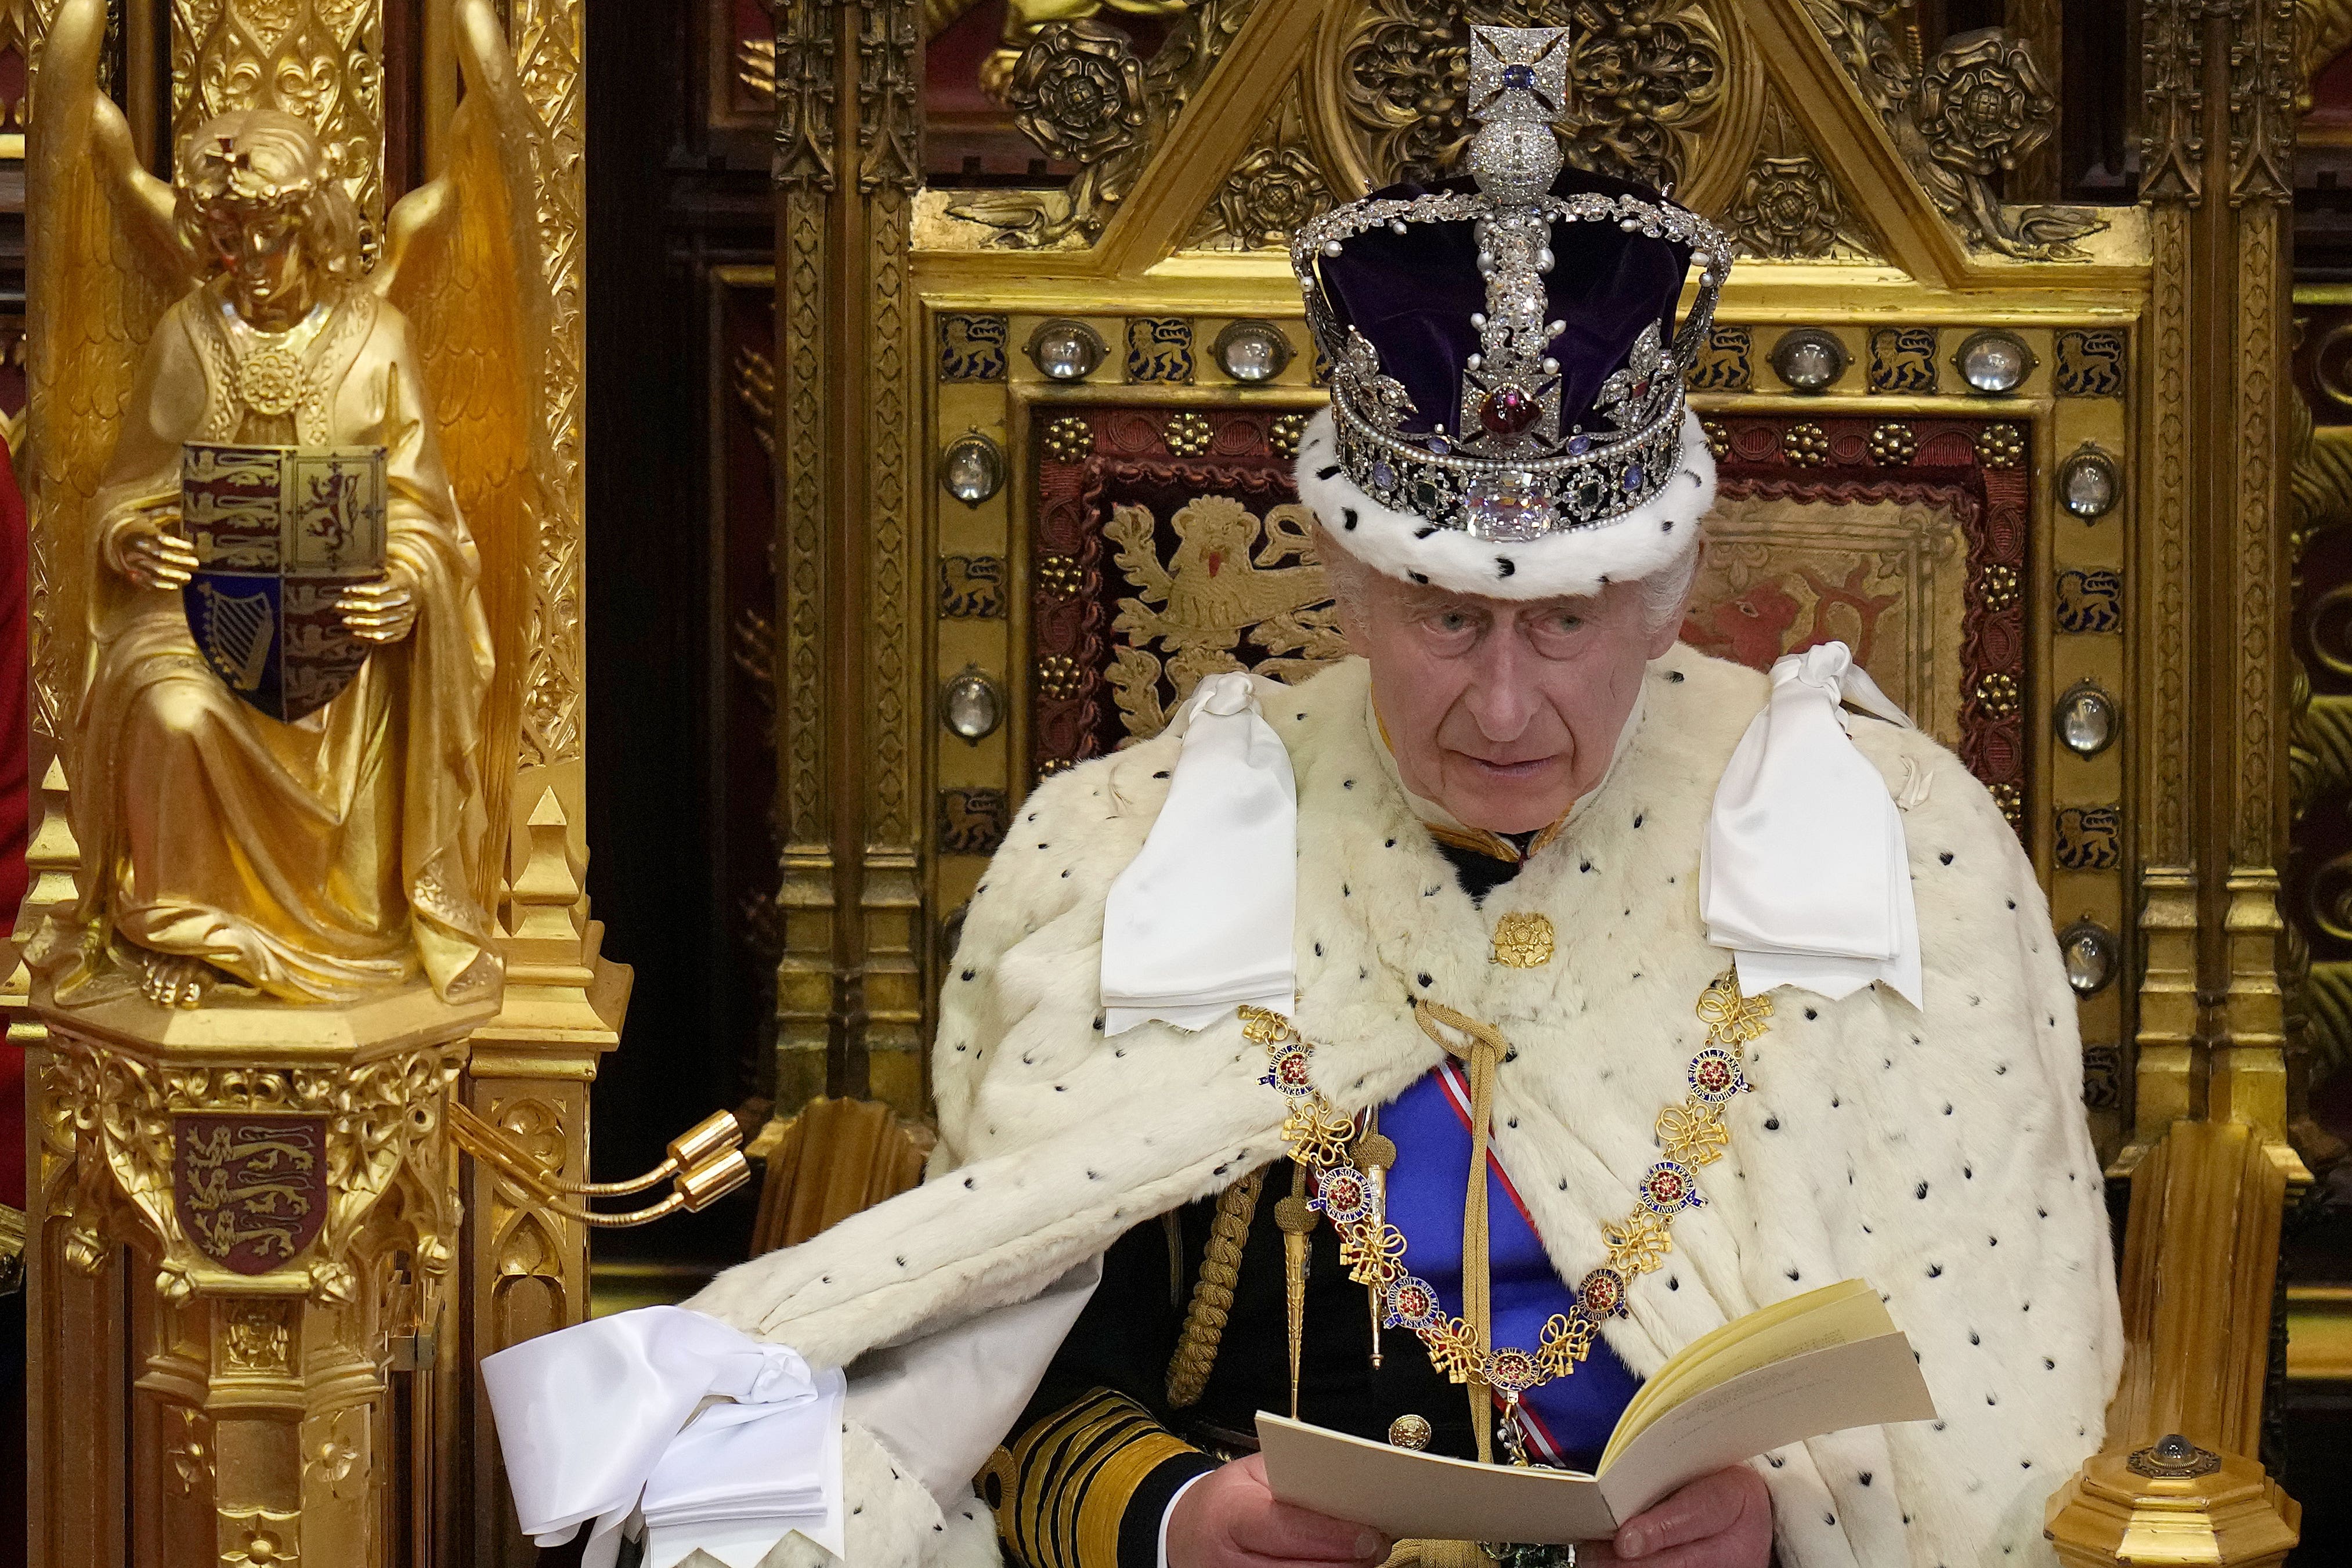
[222,1524,298,1567]
[1976,422,2026,469]
[235,344,308,417]
[1912,30,2104,259]
[1241,970,1771,1417]
[1729,155,1844,260]
[1165,411,1215,457]
[1869,422,1918,465]
[1978,562,2020,611]
[1783,422,1830,467]
[1975,670,2022,717]
[1045,416,1094,463]
[1491,911,1555,968]
[1269,413,1309,461]
[1004,20,1148,165]
[1702,418,1730,460]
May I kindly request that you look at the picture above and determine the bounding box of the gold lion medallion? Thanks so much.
[1491,911,1554,968]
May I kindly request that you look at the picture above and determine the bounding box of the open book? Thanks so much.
[1258,1278,1938,1546]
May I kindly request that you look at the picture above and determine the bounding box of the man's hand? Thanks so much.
[339,568,420,644]
[1578,1465,1772,1567]
[1166,1454,1391,1568]
[118,504,198,591]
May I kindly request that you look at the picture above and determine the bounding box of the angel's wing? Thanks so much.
[379,0,563,906]
[24,0,196,742]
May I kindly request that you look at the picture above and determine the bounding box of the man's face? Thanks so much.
[201,197,310,321]
[1343,570,1682,834]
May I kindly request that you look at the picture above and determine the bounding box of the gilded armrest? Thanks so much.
[747,1095,935,1253]
[2044,1122,2301,1566]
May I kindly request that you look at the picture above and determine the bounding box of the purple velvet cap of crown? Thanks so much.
[1316,165,1696,443]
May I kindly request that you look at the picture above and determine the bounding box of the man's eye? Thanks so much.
[1430,613,1474,635]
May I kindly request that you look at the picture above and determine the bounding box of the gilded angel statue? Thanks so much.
[25,0,557,1009]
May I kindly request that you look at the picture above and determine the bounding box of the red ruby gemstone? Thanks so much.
[1479,385,1541,436]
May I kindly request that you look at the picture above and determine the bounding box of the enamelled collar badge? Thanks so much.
[1291,26,1731,544]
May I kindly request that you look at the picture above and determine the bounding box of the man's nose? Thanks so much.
[1459,633,1538,742]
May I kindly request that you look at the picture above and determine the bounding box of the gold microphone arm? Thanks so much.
[447,1104,752,1228]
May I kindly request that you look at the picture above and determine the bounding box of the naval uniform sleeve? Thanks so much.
[984,1212,1217,1567]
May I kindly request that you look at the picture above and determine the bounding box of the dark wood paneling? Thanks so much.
[580,0,771,1264]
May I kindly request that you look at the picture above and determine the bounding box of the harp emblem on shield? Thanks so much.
[179,443,388,722]
[193,581,275,691]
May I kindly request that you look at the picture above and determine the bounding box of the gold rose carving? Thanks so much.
[1725,92,1877,260]
[26,0,562,1013]
[1799,2,2104,257]
[948,0,1259,247]
[1103,495,1345,738]
[1185,80,1332,251]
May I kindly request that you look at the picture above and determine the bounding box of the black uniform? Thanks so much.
[982,841,1533,1568]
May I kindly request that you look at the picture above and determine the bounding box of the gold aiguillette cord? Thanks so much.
[1415,998,1513,1467]
[1356,1111,1396,1371]
[1274,1162,1317,1420]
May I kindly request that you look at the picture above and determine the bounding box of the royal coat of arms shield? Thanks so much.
[172,1112,331,1274]
[179,442,388,723]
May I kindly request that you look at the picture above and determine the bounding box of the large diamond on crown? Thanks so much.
[1464,470,1551,542]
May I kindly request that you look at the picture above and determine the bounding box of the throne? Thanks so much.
[753,1,2326,1561]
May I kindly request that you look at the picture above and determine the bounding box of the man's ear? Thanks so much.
[1642,549,1700,659]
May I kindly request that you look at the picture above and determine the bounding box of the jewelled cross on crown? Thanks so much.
[1464,28,1571,204]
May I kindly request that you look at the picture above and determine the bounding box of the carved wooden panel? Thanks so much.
[710,266,784,1066]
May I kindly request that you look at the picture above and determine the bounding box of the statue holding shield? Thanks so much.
[28,0,557,1011]
[52,109,500,1009]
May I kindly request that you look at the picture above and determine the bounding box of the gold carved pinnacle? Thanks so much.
[21,757,79,922]
[505,787,588,964]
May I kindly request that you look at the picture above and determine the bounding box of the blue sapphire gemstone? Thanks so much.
[1624,464,1645,490]
[1568,435,1591,456]
[1428,435,1451,457]
[1501,64,1536,91]
[1370,461,1397,490]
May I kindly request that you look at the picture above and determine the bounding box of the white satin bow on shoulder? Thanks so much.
[1701,641,1924,1009]
[1100,670,1298,1034]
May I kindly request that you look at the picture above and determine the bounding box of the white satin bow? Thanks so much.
[1100,670,1298,1034]
[481,1305,844,1568]
[1701,642,1924,1008]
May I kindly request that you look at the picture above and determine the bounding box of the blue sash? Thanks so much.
[1378,1065,1641,1471]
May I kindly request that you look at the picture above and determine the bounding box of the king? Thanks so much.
[486,28,2119,1568]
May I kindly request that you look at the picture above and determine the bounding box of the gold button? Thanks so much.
[1387,1414,1433,1450]
[1491,911,1554,968]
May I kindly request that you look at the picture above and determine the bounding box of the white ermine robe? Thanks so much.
[688,647,2123,1568]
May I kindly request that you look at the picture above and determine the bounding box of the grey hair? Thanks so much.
[1313,524,1701,639]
